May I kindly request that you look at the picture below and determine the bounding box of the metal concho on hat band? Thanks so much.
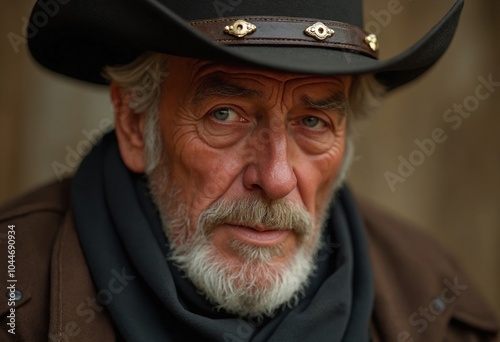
[190,17,379,59]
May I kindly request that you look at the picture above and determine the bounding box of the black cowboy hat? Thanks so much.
[27,0,464,90]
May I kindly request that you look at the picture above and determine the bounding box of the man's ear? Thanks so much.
[111,82,146,173]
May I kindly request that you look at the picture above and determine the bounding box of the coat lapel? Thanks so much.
[49,210,115,340]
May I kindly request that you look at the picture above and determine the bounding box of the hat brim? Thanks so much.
[28,0,464,90]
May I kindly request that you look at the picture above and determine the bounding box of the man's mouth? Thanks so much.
[226,223,291,244]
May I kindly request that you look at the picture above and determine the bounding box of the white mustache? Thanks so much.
[197,196,314,237]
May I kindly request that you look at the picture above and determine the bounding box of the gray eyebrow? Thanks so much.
[192,75,264,104]
[300,92,350,116]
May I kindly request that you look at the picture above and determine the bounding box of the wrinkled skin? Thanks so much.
[114,55,351,271]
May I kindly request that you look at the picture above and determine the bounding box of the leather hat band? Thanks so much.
[190,16,379,59]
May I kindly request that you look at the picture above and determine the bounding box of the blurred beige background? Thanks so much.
[1,0,499,320]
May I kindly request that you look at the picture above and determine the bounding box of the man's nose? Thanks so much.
[242,128,297,200]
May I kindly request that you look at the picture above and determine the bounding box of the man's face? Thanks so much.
[147,56,351,318]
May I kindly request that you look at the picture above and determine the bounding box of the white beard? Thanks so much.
[169,229,316,319]
[164,197,320,319]
[148,165,324,319]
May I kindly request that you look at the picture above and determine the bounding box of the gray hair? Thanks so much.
[104,52,169,173]
[104,52,386,177]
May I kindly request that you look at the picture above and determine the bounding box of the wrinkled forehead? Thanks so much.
[166,56,353,99]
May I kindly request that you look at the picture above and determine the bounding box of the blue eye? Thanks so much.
[301,116,324,128]
[212,108,237,121]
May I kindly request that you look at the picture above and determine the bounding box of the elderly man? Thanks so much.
[0,0,498,341]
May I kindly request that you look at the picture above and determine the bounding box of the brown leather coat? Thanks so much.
[0,180,498,341]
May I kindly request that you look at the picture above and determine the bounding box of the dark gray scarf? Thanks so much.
[72,131,374,341]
